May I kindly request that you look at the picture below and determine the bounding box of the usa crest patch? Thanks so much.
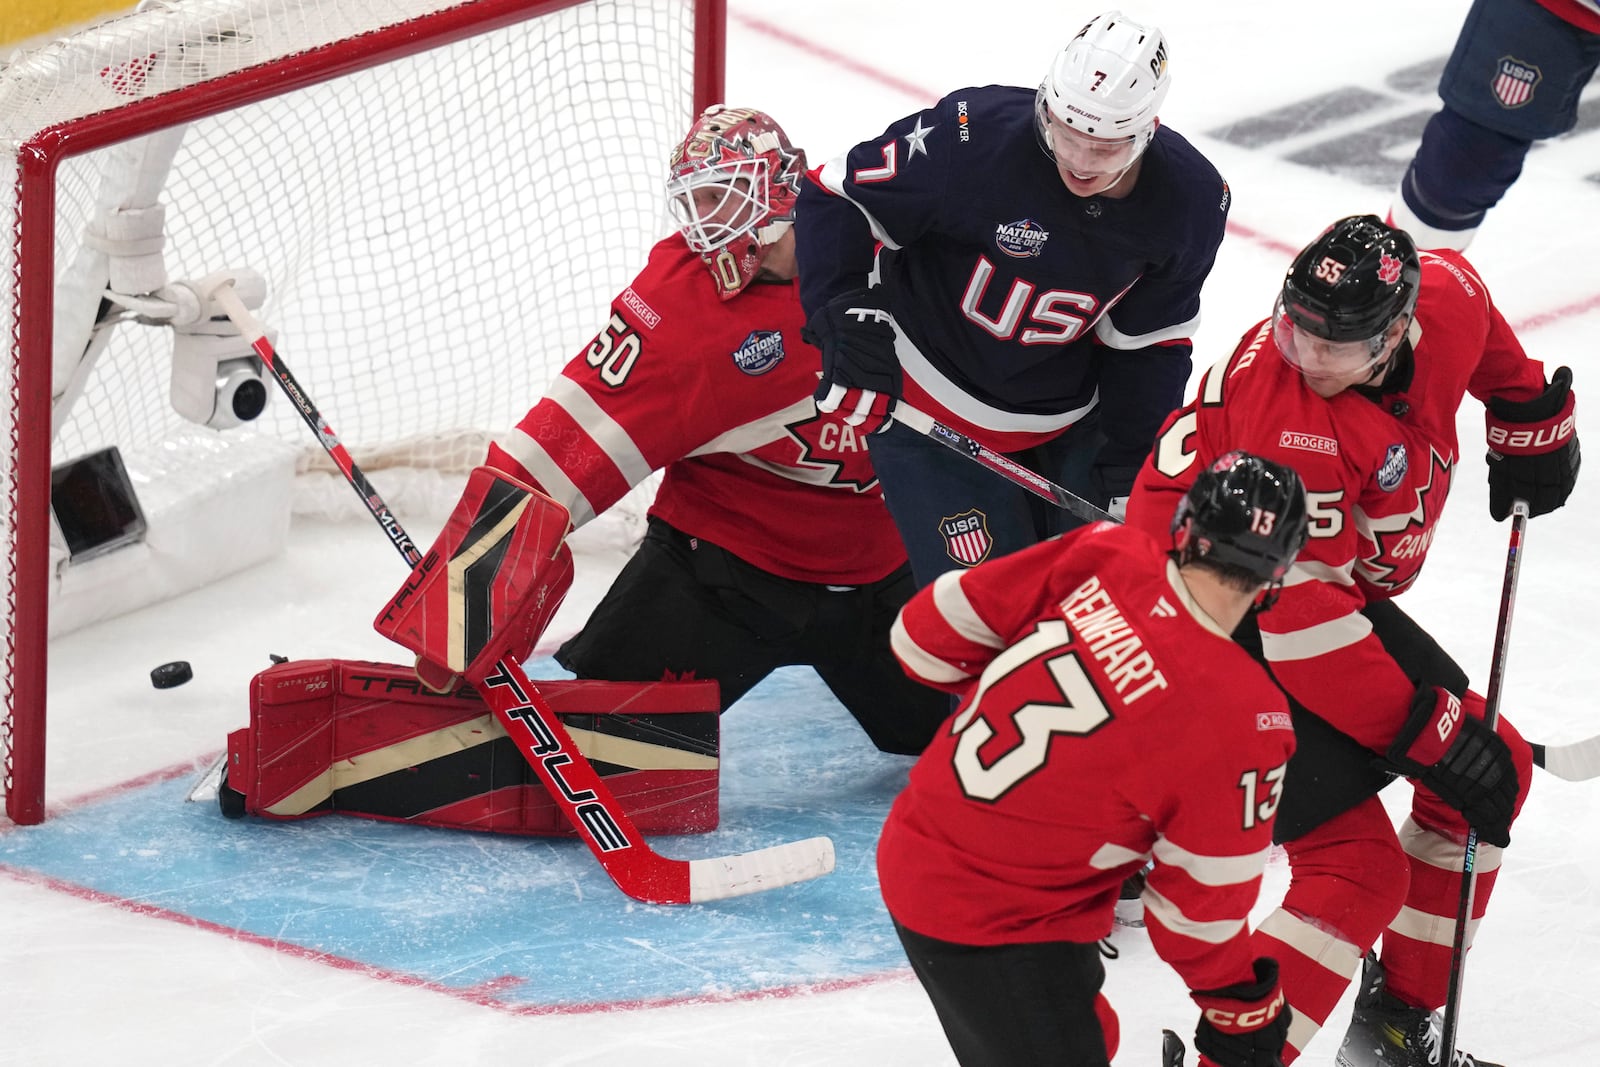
[940,509,993,566]
[1490,56,1540,109]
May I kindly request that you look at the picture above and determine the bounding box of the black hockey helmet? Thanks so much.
[1280,214,1420,343]
[1171,451,1309,584]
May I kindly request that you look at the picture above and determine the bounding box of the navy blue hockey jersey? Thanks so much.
[796,84,1230,465]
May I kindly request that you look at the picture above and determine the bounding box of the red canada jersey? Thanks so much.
[489,236,903,585]
[1125,250,1549,750]
[878,523,1293,995]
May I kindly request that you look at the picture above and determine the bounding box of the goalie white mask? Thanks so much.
[666,106,807,300]
[1035,11,1170,179]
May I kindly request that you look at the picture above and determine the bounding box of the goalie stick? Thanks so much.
[211,280,835,904]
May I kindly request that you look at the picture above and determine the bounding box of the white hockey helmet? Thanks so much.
[1036,12,1171,166]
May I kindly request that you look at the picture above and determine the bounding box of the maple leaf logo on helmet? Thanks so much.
[1377,252,1403,285]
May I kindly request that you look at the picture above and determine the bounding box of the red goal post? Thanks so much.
[0,0,726,825]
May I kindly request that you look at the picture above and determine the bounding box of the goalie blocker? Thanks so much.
[223,658,721,836]
[376,464,576,692]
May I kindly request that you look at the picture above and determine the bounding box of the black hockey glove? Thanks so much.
[803,290,901,434]
[1485,365,1579,521]
[1191,957,1290,1067]
[1384,686,1518,847]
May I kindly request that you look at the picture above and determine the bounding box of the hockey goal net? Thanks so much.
[0,0,724,824]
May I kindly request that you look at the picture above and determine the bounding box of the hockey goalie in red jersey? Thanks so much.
[1126,215,1580,1066]
[226,107,949,835]
[397,103,948,751]
[878,451,1310,1067]
[517,105,946,755]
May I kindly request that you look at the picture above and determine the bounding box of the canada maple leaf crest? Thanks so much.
[1356,445,1454,592]
[1377,252,1403,285]
[782,411,880,493]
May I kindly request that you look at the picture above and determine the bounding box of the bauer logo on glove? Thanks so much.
[1485,365,1580,522]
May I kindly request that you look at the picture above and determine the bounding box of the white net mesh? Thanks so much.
[1,0,704,821]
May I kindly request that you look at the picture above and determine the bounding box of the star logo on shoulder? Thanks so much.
[903,116,935,160]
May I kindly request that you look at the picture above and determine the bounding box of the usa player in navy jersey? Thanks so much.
[794,10,1230,587]
[1387,0,1599,250]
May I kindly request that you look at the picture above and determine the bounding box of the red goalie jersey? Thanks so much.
[486,236,902,586]
[877,522,1293,994]
[1126,249,1549,751]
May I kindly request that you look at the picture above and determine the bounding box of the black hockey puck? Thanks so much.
[150,661,193,689]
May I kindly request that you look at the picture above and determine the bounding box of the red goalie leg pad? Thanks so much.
[225,659,720,835]
[374,465,574,684]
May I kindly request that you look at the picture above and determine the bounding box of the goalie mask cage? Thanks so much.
[0,0,725,825]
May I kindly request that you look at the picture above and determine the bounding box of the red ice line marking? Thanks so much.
[0,859,908,1016]
[731,11,1599,335]
[0,754,912,1014]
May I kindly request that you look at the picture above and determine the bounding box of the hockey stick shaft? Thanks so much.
[215,286,834,904]
[1438,498,1529,1061]
[892,404,1118,525]
[212,285,423,566]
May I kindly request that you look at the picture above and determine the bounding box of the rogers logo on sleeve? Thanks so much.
[619,287,661,329]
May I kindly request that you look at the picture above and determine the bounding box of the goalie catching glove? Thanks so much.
[375,465,574,689]
[1485,365,1579,521]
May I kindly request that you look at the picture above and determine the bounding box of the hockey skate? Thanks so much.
[1114,865,1148,928]
[1334,952,1505,1067]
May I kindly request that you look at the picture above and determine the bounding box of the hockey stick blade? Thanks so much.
[1531,736,1600,782]
[471,654,835,903]
[893,404,1118,525]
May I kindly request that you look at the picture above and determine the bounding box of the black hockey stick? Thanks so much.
[1437,498,1529,1062]
[892,403,1118,525]
[213,282,835,904]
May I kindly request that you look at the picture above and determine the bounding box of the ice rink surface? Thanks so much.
[5,0,1600,1063]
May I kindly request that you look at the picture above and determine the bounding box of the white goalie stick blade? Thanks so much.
[688,837,837,903]
[472,654,836,904]
[184,751,227,803]
[1532,734,1600,782]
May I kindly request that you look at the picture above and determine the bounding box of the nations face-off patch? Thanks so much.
[731,330,785,375]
